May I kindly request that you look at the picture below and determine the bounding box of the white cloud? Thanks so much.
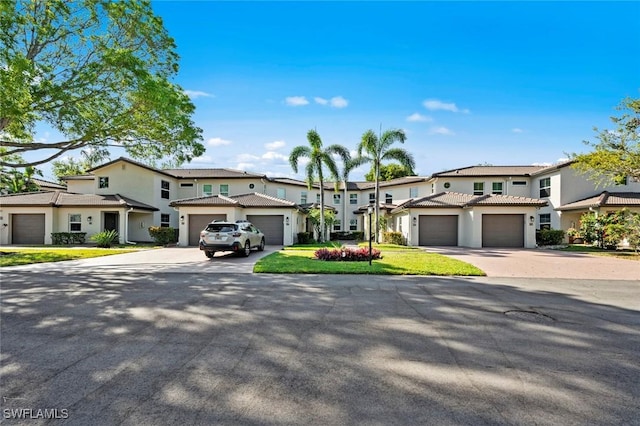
[423,99,469,113]
[285,96,309,106]
[185,90,213,99]
[429,126,455,135]
[237,153,260,162]
[512,128,524,133]
[330,96,348,108]
[314,97,328,105]
[192,155,213,163]
[406,113,433,122]
[262,151,288,162]
[265,140,286,150]
[236,162,256,170]
[208,137,232,147]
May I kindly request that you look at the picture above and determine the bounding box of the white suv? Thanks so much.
[199,220,265,258]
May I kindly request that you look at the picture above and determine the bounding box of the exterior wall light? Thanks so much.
[412,216,417,226]
[285,216,290,226]
[529,215,535,225]
[87,216,92,224]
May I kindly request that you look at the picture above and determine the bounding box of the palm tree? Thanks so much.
[289,129,350,242]
[356,128,415,242]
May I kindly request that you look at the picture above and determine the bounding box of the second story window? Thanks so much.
[333,193,341,204]
[410,187,418,198]
[161,180,170,199]
[316,193,321,203]
[473,182,484,195]
[492,182,503,195]
[277,188,286,199]
[350,194,358,205]
[203,184,213,196]
[385,192,393,204]
[300,191,307,204]
[369,193,375,204]
[539,177,551,198]
[99,177,109,189]
[220,184,229,196]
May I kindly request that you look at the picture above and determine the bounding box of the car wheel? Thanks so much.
[258,238,265,251]
[242,241,251,257]
[205,251,214,259]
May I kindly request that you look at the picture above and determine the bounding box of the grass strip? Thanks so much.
[0,248,143,267]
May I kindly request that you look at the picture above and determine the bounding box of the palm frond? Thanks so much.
[289,145,311,173]
[382,148,416,173]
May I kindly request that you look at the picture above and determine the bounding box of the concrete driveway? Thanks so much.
[1,246,281,274]
[426,247,640,280]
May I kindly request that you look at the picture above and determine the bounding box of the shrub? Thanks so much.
[536,229,565,246]
[383,231,405,245]
[297,232,313,244]
[314,247,382,261]
[90,230,119,248]
[51,232,86,245]
[148,226,178,245]
[351,231,364,241]
[602,224,626,249]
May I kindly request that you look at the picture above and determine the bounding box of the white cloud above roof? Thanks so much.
[265,140,286,150]
[208,137,232,146]
[423,99,469,113]
[429,126,455,135]
[406,113,433,122]
[330,96,348,108]
[285,96,309,106]
[184,90,214,99]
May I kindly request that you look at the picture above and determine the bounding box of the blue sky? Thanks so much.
[37,1,640,182]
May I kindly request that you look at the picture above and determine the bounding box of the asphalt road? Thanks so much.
[1,271,639,425]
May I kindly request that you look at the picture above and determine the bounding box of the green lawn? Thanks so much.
[0,247,146,267]
[560,245,640,261]
[255,244,485,276]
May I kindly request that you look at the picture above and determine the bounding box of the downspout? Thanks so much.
[125,207,136,244]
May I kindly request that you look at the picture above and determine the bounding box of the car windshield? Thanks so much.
[205,224,237,232]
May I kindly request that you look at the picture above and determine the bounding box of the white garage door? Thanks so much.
[247,215,284,245]
[482,214,524,247]
[12,214,45,244]
[188,214,226,246]
[418,215,458,246]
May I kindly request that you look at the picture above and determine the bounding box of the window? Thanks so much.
[180,183,194,188]
[410,187,418,198]
[369,193,375,203]
[316,193,321,203]
[219,184,229,196]
[161,214,170,228]
[99,177,109,189]
[539,177,551,198]
[350,194,358,205]
[202,184,213,196]
[539,213,551,230]
[512,181,527,186]
[161,180,170,199]
[349,219,358,231]
[385,192,393,204]
[300,191,307,204]
[277,188,286,199]
[473,182,484,195]
[431,183,435,194]
[333,193,341,204]
[69,214,82,232]
[492,182,503,195]
[333,219,341,231]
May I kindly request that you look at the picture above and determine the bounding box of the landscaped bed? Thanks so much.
[559,245,640,260]
[254,243,486,276]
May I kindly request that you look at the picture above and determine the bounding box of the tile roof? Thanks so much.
[390,192,547,212]
[351,176,430,190]
[164,168,266,179]
[170,192,297,208]
[33,178,66,191]
[433,166,547,177]
[556,192,640,211]
[0,191,158,210]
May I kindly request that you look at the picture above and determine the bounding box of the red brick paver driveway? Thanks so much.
[426,247,640,280]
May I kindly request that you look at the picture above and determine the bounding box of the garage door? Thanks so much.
[247,215,284,245]
[188,214,226,246]
[12,214,45,244]
[418,215,458,246]
[482,214,524,247]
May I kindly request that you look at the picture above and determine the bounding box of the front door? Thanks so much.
[104,212,119,232]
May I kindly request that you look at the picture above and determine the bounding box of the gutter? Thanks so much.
[124,207,136,245]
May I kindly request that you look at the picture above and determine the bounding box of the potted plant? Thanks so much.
[566,227,582,244]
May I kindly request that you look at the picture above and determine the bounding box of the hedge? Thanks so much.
[314,247,382,261]
[51,232,86,245]
[148,226,178,245]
